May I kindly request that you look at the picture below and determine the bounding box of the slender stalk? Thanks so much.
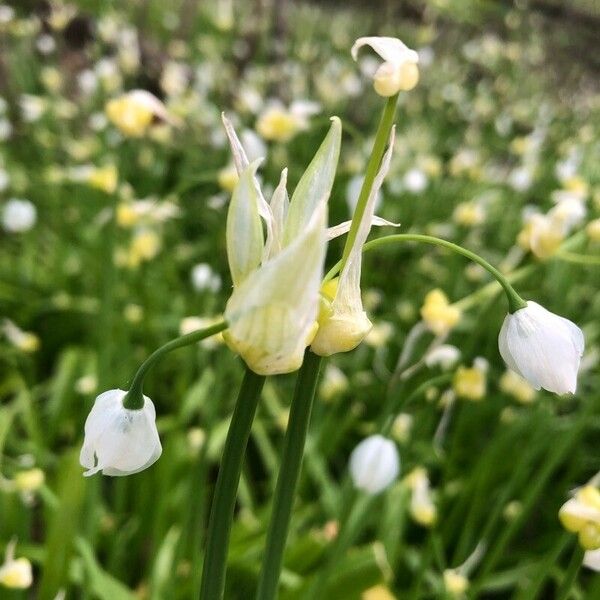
[122,321,227,409]
[255,351,323,600]
[326,234,527,313]
[199,367,266,600]
[339,95,399,271]
[555,544,584,600]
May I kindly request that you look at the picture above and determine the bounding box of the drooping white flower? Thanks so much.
[2,199,37,233]
[498,302,584,394]
[349,435,400,494]
[584,548,600,572]
[80,389,162,477]
[312,128,396,356]
[221,113,341,375]
[352,36,419,96]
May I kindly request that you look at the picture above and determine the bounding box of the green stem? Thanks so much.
[199,367,266,600]
[555,544,584,600]
[122,321,228,409]
[326,234,527,313]
[339,95,398,272]
[255,351,323,600]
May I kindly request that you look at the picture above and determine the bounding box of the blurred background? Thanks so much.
[1,1,599,598]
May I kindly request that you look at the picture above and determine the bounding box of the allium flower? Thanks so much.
[351,37,419,97]
[256,100,320,143]
[221,114,340,374]
[583,548,600,572]
[105,90,172,137]
[405,467,437,527]
[80,389,162,477]
[498,302,584,394]
[311,129,397,356]
[0,541,33,590]
[349,435,400,494]
[2,199,37,233]
[420,289,461,336]
[559,485,600,550]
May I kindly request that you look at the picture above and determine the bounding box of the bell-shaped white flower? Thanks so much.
[498,302,584,395]
[80,389,162,477]
[312,128,396,356]
[352,36,419,96]
[349,434,400,494]
[221,114,341,375]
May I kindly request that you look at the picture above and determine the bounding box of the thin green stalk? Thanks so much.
[255,350,323,600]
[122,321,228,409]
[326,234,527,313]
[199,367,266,600]
[555,545,584,600]
[339,95,399,272]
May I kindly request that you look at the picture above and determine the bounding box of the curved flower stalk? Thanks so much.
[80,389,162,476]
[312,127,396,356]
[221,114,342,375]
[499,302,584,394]
[352,36,420,97]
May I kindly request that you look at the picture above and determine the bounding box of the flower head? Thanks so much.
[421,289,461,336]
[2,198,36,233]
[312,128,397,356]
[80,389,162,477]
[498,302,584,394]
[105,90,172,137]
[221,114,341,374]
[559,485,600,550]
[352,37,419,97]
[0,541,32,590]
[349,435,400,495]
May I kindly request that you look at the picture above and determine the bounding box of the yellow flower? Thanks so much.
[405,467,437,527]
[127,230,161,267]
[0,541,33,590]
[256,106,302,143]
[453,201,485,227]
[116,203,139,228]
[105,90,171,138]
[88,165,118,194]
[420,289,461,336]
[14,469,44,493]
[559,485,600,550]
[586,218,600,242]
[453,365,486,401]
[362,585,397,600]
[217,164,239,192]
[499,370,536,404]
[443,569,469,597]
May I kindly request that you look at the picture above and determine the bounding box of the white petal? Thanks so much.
[226,160,265,287]
[584,549,600,572]
[498,302,584,395]
[224,205,327,375]
[222,113,275,257]
[326,215,400,241]
[267,168,289,257]
[282,117,341,246]
[128,90,172,123]
[80,390,162,477]
[349,435,400,495]
[351,37,419,67]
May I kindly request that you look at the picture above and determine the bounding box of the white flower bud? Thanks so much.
[2,199,37,233]
[349,435,400,495]
[80,389,162,477]
[498,302,584,394]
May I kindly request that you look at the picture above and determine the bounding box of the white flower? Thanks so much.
[312,128,397,356]
[221,113,340,374]
[498,302,584,394]
[2,199,37,233]
[191,263,221,292]
[584,549,600,572]
[80,389,162,477]
[425,344,461,370]
[349,435,400,494]
[0,540,33,590]
[403,168,428,193]
[352,36,419,96]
